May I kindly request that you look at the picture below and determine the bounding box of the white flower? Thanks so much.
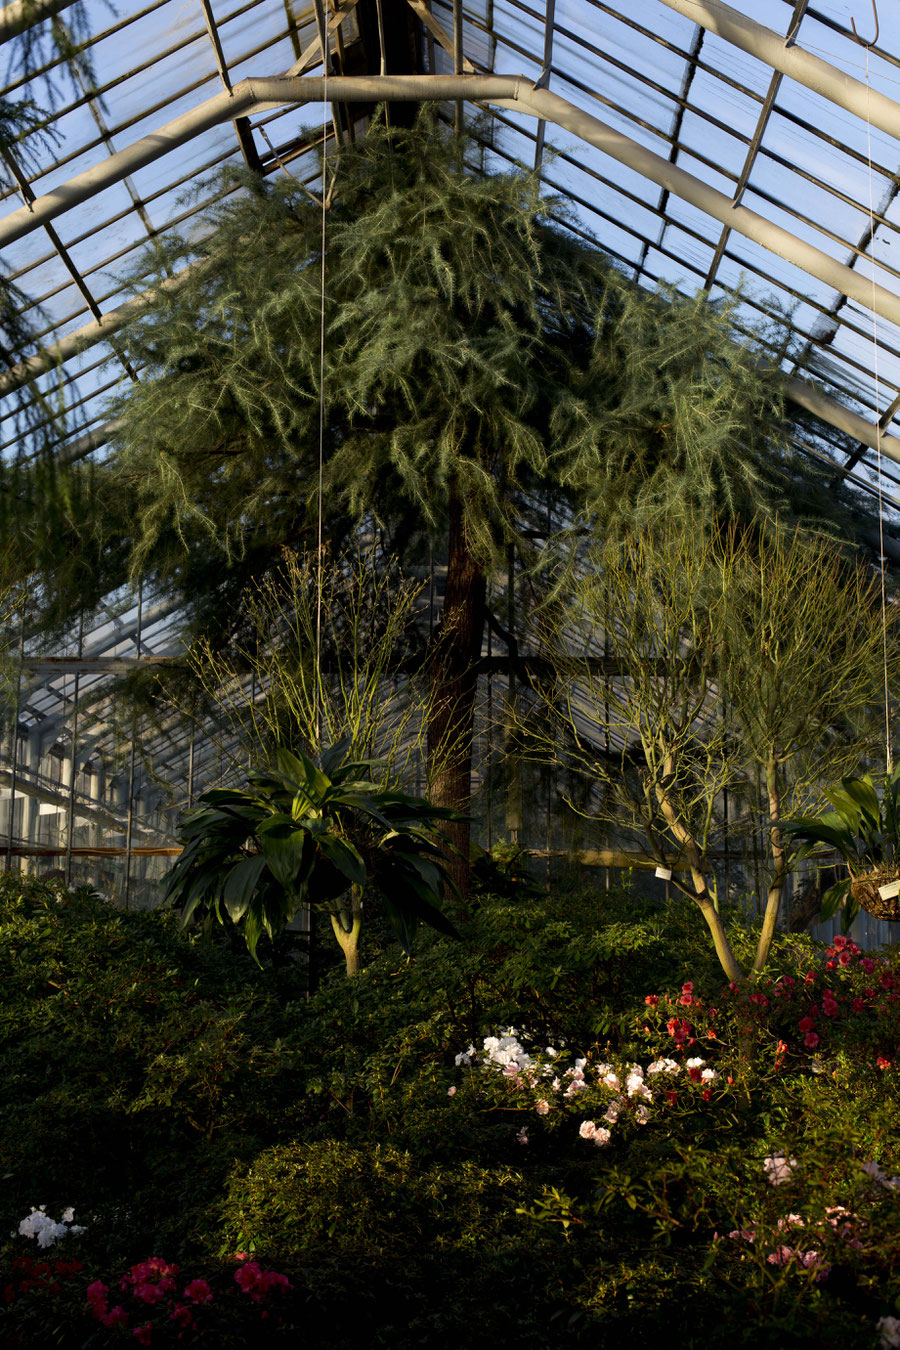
[879,1316,900,1350]
[685,1057,705,1069]
[763,1153,798,1185]
[516,1127,529,1145]
[535,1099,550,1115]
[17,1206,82,1248]
[61,1208,75,1224]
[700,1068,717,1082]
[600,1071,620,1091]
[545,1047,557,1058]
[603,1096,625,1124]
[635,1104,650,1125]
[579,1120,598,1139]
[454,1045,476,1067]
[591,1126,611,1147]
[647,1058,680,1075]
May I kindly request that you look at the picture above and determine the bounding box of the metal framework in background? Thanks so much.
[0,0,899,943]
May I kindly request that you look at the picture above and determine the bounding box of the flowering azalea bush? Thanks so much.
[6,869,900,1347]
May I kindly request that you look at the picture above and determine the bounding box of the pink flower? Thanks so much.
[184,1278,213,1304]
[132,1323,152,1346]
[833,935,849,950]
[804,1031,820,1049]
[447,1085,456,1097]
[86,1280,109,1316]
[798,1017,815,1034]
[535,1099,550,1115]
[862,958,876,974]
[644,995,659,1007]
[852,997,865,1013]
[822,998,839,1017]
[169,1304,194,1329]
[257,1271,292,1295]
[838,950,852,966]
[235,1262,262,1294]
[766,1245,794,1267]
[133,1282,165,1305]
[100,1306,129,1329]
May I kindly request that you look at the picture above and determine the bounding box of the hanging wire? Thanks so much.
[851,0,880,47]
[314,7,329,754]
[862,42,893,774]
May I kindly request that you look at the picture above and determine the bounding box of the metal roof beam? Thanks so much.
[657,0,900,142]
[0,0,77,40]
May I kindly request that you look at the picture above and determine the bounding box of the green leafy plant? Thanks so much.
[160,741,464,973]
[781,763,900,928]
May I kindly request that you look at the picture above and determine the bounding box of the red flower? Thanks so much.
[132,1324,152,1346]
[877,1056,892,1070]
[100,1306,129,1329]
[798,1017,815,1034]
[822,999,839,1017]
[170,1304,193,1329]
[644,995,659,1007]
[838,951,853,966]
[702,1088,712,1102]
[833,935,849,950]
[804,1031,820,1049]
[861,959,876,974]
[852,997,865,1013]
[825,960,836,971]
[183,1279,213,1304]
[133,1283,165,1305]
[666,1090,678,1106]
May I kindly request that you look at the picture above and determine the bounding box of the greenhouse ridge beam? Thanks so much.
[2,76,900,415]
[656,0,900,142]
[0,0,78,40]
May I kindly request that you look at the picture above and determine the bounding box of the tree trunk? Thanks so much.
[753,747,786,974]
[330,884,363,977]
[427,481,487,909]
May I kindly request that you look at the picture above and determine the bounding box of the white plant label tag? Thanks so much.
[878,879,900,901]
[655,866,673,881]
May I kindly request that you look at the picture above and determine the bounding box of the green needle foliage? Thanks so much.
[161,741,463,974]
[4,110,883,890]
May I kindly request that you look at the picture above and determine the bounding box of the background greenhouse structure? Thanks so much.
[2,0,900,949]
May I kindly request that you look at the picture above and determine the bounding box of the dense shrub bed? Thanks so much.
[2,867,900,1347]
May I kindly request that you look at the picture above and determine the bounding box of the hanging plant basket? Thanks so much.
[850,867,900,922]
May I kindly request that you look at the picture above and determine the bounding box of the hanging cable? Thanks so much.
[314,3,329,754]
[863,43,893,773]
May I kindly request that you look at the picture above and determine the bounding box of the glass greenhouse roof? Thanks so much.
[3,0,900,807]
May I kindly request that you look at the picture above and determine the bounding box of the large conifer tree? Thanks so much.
[6,113,878,895]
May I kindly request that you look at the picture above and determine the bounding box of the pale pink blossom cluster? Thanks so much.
[879,1316,900,1349]
[763,1153,798,1185]
[578,1120,611,1147]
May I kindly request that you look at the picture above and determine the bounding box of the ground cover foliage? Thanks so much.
[3,866,900,1347]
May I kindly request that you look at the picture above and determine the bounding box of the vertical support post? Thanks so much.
[187,731,195,810]
[452,0,463,137]
[533,0,556,172]
[64,611,84,887]
[5,605,24,869]
[485,589,492,853]
[123,581,143,910]
[505,542,520,844]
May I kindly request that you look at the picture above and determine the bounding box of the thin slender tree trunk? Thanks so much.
[753,746,786,974]
[652,749,745,984]
[427,481,486,909]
